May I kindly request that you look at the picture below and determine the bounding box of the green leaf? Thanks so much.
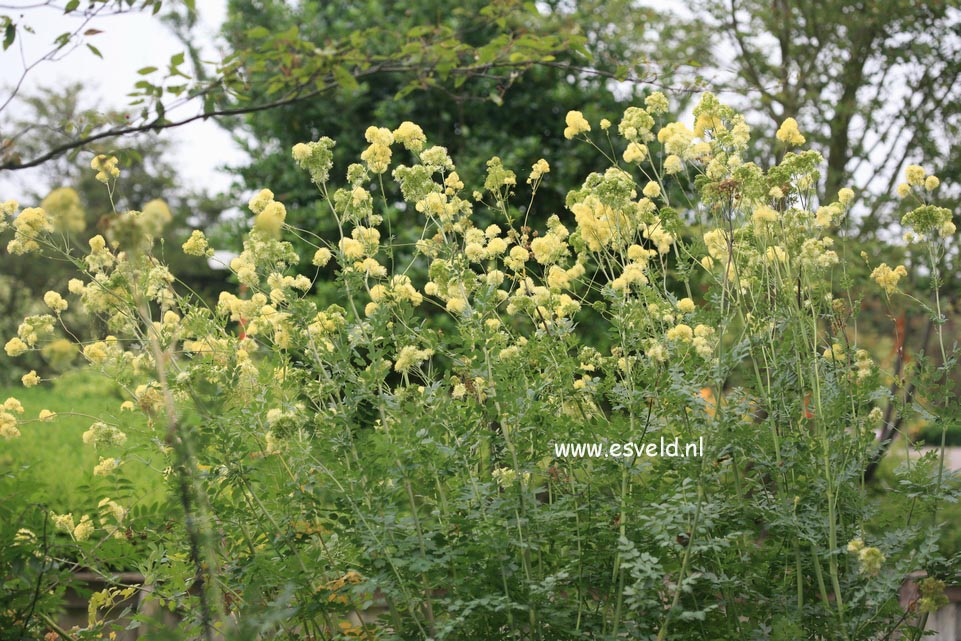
[87,43,103,59]
[2,23,13,51]
[406,25,433,39]
[332,65,359,92]
[64,0,80,12]
[138,66,158,75]
[203,93,215,116]
[170,52,185,66]
[394,80,419,100]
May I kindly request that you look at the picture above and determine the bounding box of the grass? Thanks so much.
[0,369,168,515]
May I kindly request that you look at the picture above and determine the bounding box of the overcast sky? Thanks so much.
[0,1,246,201]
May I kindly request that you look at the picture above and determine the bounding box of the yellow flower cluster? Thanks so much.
[41,187,86,233]
[905,164,925,186]
[846,538,884,576]
[312,247,333,266]
[415,192,460,225]
[799,237,839,269]
[917,578,950,615]
[664,154,683,174]
[247,303,295,348]
[622,142,648,164]
[752,205,779,226]
[44,290,68,313]
[369,275,424,309]
[91,154,120,183]
[870,263,908,295]
[0,397,25,439]
[82,421,127,448]
[422,146,455,172]
[41,338,77,371]
[645,91,670,114]
[4,336,28,357]
[611,261,648,292]
[133,383,165,415]
[619,106,656,143]
[361,126,394,174]
[182,229,213,257]
[394,346,434,374]
[249,190,287,238]
[563,111,591,139]
[265,274,308,306]
[666,324,693,342]
[393,121,426,152]
[291,136,336,185]
[445,297,467,314]
[5,314,55,358]
[657,122,694,156]
[528,158,550,184]
[483,156,516,193]
[814,204,841,228]
[898,165,942,198]
[0,199,17,216]
[822,343,844,362]
[492,466,530,488]
[85,234,115,272]
[546,262,585,290]
[93,456,120,476]
[775,118,805,146]
[641,216,674,255]
[141,199,172,237]
[227,224,298,288]
[661,324,715,358]
[98,498,127,538]
[7,207,52,255]
[854,348,873,381]
[571,195,641,252]
[691,325,716,359]
[504,277,579,324]
[693,112,724,138]
[82,337,116,365]
[702,228,729,264]
[21,370,40,387]
[530,229,569,265]
[52,512,95,541]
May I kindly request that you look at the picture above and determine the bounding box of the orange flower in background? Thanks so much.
[699,387,717,418]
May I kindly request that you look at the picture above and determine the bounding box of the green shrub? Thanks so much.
[1,95,958,640]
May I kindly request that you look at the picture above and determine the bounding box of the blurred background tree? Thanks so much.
[670,0,961,228]
[219,0,698,205]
